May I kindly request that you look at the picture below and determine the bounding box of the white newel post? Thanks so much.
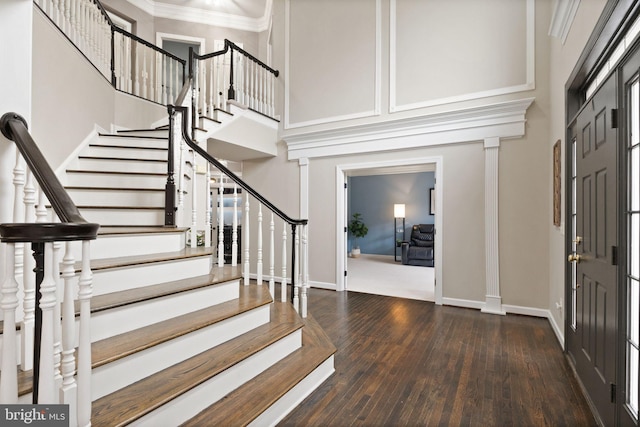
[481,137,505,315]
[243,197,250,286]
[257,204,263,284]
[269,213,275,299]
[281,222,287,302]
[232,185,238,266]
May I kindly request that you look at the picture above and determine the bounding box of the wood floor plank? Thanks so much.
[278,290,597,427]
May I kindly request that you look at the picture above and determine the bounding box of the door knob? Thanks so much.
[568,253,583,263]
[573,236,583,244]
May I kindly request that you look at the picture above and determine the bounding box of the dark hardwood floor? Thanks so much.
[279,289,596,427]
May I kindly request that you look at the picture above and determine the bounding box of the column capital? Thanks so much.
[298,157,309,167]
[484,137,501,149]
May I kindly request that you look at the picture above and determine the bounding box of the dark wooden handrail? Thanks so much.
[0,112,99,242]
[168,104,306,227]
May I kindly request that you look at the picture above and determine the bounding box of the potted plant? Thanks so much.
[348,212,368,257]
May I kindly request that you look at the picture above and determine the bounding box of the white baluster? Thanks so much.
[177,115,186,218]
[205,165,212,248]
[0,243,19,403]
[174,60,180,101]
[217,175,224,267]
[271,73,276,117]
[155,51,161,103]
[301,224,308,318]
[36,188,48,225]
[281,222,287,302]
[244,196,250,286]
[162,55,167,104]
[62,0,70,34]
[52,237,63,395]
[190,149,197,248]
[52,0,60,26]
[69,0,78,43]
[167,57,173,102]
[77,241,93,426]
[200,58,207,115]
[134,41,140,96]
[293,228,300,313]
[126,37,133,94]
[113,32,121,90]
[269,212,275,299]
[257,204,263,285]
[142,47,148,100]
[232,185,238,267]
[59,242,77,427]
[209,59,214,115]
[22,171,36,371]
[38,241,57,403]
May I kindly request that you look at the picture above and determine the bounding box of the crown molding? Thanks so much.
[548,0,581,44]
[284,97,535,160]
[125,0,272,32]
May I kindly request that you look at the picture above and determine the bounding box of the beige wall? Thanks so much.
[31,9,168,171]
[101,0,264,63]
[246,0,560,311]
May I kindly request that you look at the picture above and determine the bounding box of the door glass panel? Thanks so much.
[571,138,578,330]
[627,77,640,418]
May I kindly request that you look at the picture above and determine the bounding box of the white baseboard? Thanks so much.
[546,311,565,350]
[309,281,336,291]
[441,297,484,310]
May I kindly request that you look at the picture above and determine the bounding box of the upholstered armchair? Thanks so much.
[401,224,434,267]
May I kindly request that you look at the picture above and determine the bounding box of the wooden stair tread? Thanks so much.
[85,266,242,314]
[77,205,164,210]
[182,314,336,427]
[91,283,271,369]
[78,156,167,163]
[76,246,213,272]
[96,226,188,235]
[89,144,168,151]
[99,133,168,140]
[9,276,258,398]
[201,115,221,124]
[65,169,166,176]
[91,299,302,427]
[66,187,165,192]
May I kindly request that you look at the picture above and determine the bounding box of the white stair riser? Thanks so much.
[67,188,166,209]
[68,231,185,260]
[91,304,276,401]
[77,158,167,174]
[90,256,212,296]
[65,173,166,189]
[97,136,169,149]
[79,208,164,226]
[130,329,303,427]
[85,145,168,161]
[250,356,335,427]
[88,279,240,342]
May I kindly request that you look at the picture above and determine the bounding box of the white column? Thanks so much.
[481,137,505,315]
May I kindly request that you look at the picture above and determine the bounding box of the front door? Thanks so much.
[567,72,619,426]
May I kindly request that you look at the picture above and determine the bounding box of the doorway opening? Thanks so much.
[156,33,205,84]
[336,157,443,305]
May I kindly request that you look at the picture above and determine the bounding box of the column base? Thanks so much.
[481,295,506,315]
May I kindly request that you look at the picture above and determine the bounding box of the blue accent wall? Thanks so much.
[348,172,435,255]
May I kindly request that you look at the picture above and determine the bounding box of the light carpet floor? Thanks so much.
[347,253,434,301]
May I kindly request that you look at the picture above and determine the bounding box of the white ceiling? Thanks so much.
[124,0,270,31]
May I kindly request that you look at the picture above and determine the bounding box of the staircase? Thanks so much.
[7,122,335,424]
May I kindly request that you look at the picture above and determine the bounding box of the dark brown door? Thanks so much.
[567,72,619,426]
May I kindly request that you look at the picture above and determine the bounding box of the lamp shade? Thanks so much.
[394,204,405,218]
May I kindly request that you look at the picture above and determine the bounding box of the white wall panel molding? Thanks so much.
[284,0,382,130]
[389,0,535,113]
[548,0,581,44]
[284,97,534,160]
[124,0,272,32]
